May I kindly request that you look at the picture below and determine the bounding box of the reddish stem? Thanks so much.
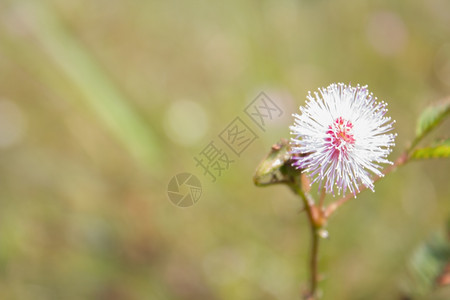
[324,152,409,218]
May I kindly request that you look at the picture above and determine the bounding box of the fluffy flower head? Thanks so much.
[290,83,396,196]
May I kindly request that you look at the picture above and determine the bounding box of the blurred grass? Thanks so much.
[0,0,449,299]
[0,0,161,171]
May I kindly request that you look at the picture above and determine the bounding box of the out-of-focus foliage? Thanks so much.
[415,100,450,139]
[0,0,449,299]
[413,99,450,149]
[402,222,450,299]
[411,139,450,159]
[410,100,450,159]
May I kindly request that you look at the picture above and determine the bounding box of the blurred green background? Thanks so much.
[0,0,449,299]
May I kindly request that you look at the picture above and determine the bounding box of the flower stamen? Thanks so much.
[289,83,396,196]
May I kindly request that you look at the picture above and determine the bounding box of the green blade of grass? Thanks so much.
[2,1,161,171]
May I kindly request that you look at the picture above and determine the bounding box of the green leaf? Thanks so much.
[415,100,450,141]
[410,139,450,160]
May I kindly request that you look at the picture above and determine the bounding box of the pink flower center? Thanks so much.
[326,117,355,152]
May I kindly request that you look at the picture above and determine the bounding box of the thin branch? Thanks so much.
[292,185,321,299]
[324,151,409,218]
[308,222,320,299]
[318,187,326,209]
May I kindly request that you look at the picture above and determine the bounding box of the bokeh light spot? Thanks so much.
[366,11,408,56]
[164,99,209,147]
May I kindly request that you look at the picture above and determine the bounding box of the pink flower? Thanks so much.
[290,83,396,196]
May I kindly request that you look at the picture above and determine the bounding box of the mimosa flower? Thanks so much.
[290,83,396,196]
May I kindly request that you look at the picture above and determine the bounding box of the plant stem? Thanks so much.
[308,221,320,299]
[288,151,410,298]
[293,184,321,299]
[319,187,326,209]
[324,151,409,218]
